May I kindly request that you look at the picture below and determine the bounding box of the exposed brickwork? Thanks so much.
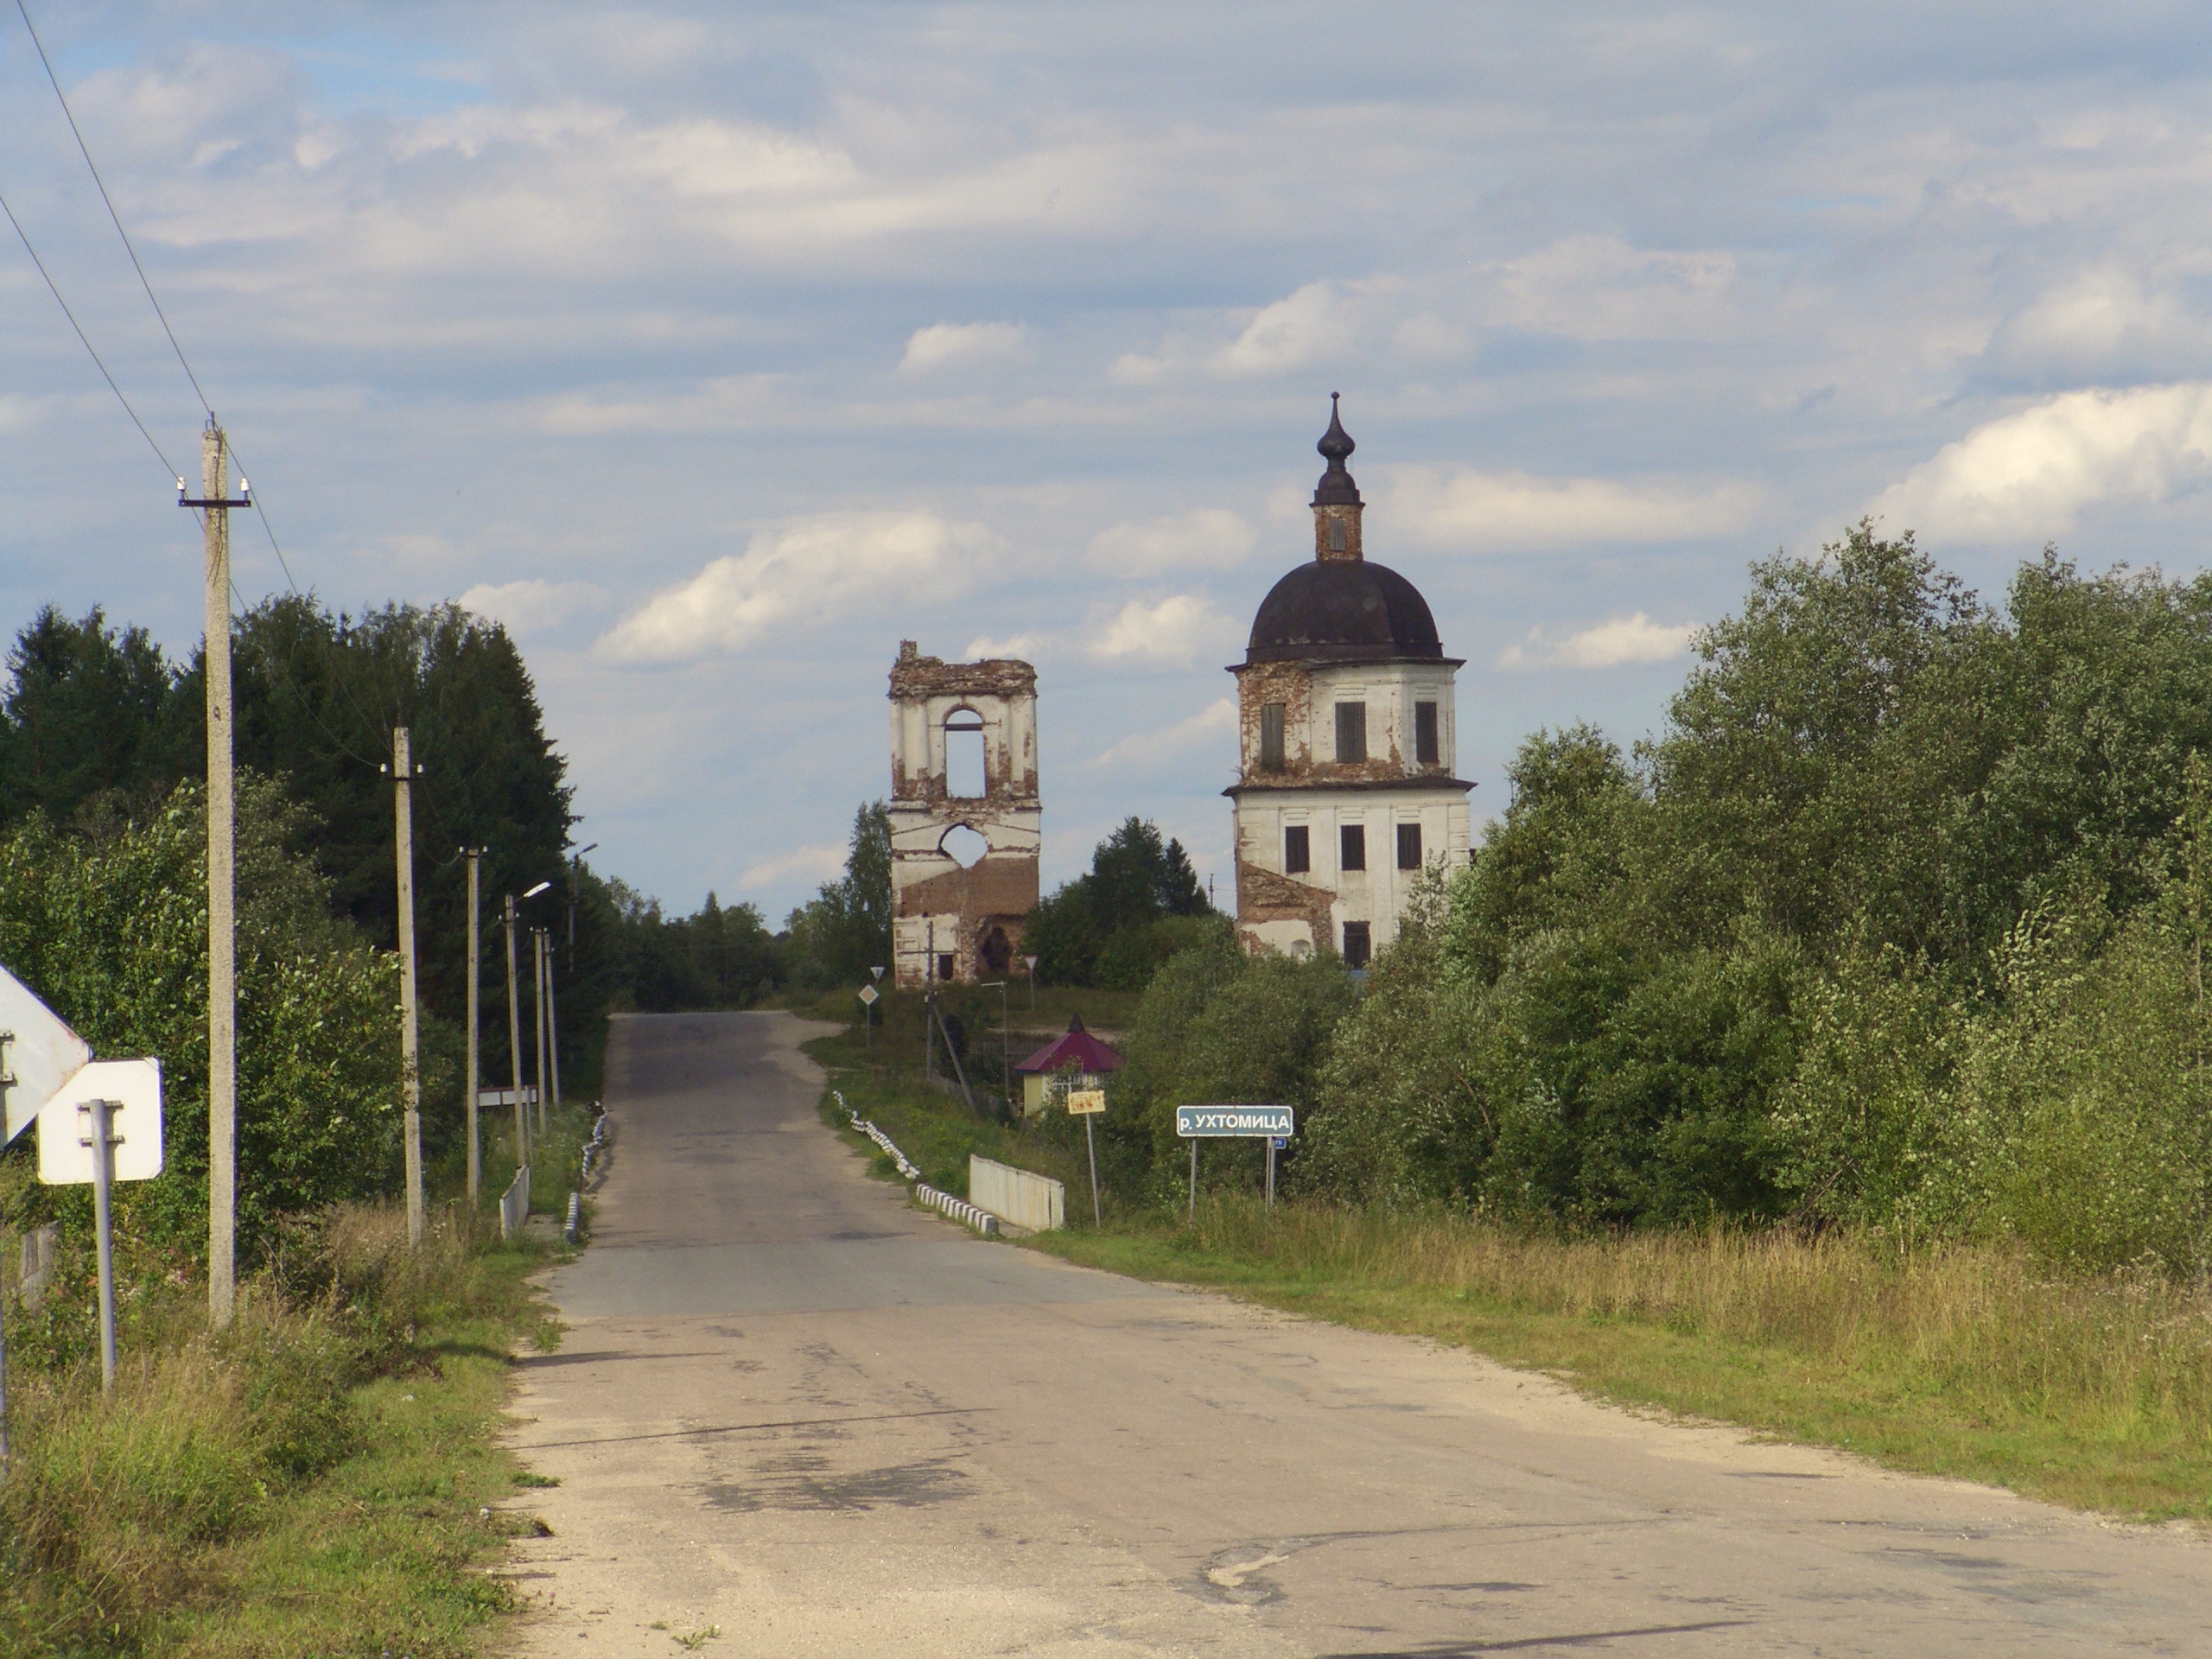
[888,640,1040,988]
[1235,855,1335,951]
[1313,502,1363,563]
[1235,659,1315,782]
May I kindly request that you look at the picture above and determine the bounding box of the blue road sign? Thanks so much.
[1175,1104,1294,1138]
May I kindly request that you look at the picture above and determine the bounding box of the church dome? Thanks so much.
[1245,560,1443,664]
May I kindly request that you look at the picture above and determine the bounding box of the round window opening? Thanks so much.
[941,823,988,868]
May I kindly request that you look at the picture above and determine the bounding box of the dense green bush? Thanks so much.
[1126,529,2212,1272]
[0,778,410,1260]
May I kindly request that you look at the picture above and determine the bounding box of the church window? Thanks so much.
[945,709,987,798]
[1397,823,1422,869]
[1415,701,1439,765]
[1327,517,1347,552]
[1260,702,1286,770]
[1284,825,1310,874]
[1341,823,1366,871]
[1343,921,1371,968]
[1335,702,1367,763]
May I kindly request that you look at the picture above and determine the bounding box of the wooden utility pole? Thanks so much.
[181,420,248,1330]
[533,928,550,1135]
[392,728,423,1248]
[463,848,482,1205]
[505,893,525,1170]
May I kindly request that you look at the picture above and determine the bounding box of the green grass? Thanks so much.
[1027,1203,2212,1522]
[805,1017,1112,1211]
[1,1205,566,1657]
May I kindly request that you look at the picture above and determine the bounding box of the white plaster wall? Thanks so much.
[1236,785,1471,957]
[1305,662,1459,771]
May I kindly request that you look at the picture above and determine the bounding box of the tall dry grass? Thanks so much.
[1,1202,510,1655]
[1179,1200,2212,1442]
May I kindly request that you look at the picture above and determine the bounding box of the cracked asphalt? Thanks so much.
[502,1011,2212,1656]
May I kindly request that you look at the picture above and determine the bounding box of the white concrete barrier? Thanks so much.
[969,1154,1064,1231]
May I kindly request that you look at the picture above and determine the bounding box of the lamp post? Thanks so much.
[1023,954,1038,1011]
[508,879,553,1169]
[568,842,598,950]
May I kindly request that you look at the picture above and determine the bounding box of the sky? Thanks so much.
[5,2,2212,918]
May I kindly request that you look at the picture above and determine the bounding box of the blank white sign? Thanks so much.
[39,1058,164,1185]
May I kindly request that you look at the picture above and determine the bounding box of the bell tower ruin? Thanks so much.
[887,641,1041,987]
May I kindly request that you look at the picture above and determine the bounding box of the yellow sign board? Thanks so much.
[1066,1089,1106,1116]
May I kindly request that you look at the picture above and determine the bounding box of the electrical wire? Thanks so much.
[15,0,212,416]
[0,181,181,482]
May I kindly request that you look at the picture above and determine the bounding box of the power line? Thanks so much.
[0,181,181,481]
[15,0,212,416]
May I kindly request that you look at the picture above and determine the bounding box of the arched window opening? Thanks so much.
[980,925,1013,974]
[945,709,987,798]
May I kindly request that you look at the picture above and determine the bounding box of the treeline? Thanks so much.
[1090,529,2212,1274]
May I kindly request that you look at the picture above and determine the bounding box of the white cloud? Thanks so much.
[458,578,605,634]
[1092,697,1238,768]
[1219,280,1365,376]
[1984,270,2212,381]
[1498,613,1698,670]
[1086,508,1254,575]
[962,632,1054,659]
[1086,595,1241,665]
[1483,235,1741,342]
[899,321,1028,373]
[1872,383,2212,543]
[739,842,848,890]
[1387,466,1762,550]
[596,510,997,663]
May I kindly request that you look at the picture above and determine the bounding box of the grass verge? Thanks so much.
[1028,1201,2212,1521]
[1,1202,564,1656]
[805,999,2212,1521]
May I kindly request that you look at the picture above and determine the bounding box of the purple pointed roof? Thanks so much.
[1013,1013,1125,1075]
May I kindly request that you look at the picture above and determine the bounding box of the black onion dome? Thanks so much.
[1313,392,1361,506]
[1245,560,1443,664]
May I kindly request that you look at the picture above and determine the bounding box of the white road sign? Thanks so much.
[859,984,880,1006]
[477,1086,539,1107]
[0,963,93,1146]
[1067,1088,1106,1116]
[39,1058,164,1184]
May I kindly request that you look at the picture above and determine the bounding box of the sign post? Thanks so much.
[1067,1085,1106,1226]
[40,1059,164,1394]
[858,982,879,1046]
[1174,1105,1295,1221]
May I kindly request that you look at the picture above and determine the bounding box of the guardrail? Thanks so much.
[833,1090,997,1238]
[499,1165,531,1241]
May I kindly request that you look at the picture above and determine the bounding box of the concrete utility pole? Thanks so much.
[533,928,550,1135]
[462,849,482,1204]
[505,893,526,1170]
[392,728,423,1248]
[545,939,563,1112]
[181,420,249,1330]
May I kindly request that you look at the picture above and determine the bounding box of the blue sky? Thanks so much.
[5,3,2211,917]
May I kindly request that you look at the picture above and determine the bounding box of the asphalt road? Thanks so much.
[505,1012,2211,1656]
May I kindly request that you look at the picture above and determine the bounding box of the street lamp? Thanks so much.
[506,880,555,1166]
[1023,955,1039,1010]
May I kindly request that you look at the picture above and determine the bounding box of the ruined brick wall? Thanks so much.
[887,640,1041,987]
[1234,855,1336,954]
